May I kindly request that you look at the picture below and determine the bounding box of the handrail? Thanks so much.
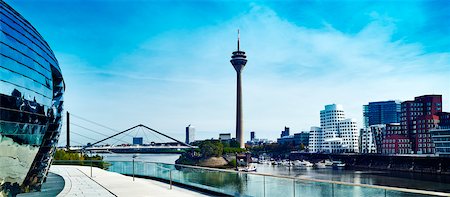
[53,160,450,196]
[137,161,450,197]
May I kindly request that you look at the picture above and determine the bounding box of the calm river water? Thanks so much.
[99,153,450,193]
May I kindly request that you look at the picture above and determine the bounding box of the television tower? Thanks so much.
[230,30,247,148]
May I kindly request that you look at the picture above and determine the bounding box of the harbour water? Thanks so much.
[100,153,450,193]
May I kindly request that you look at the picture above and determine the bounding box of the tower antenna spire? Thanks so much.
[237,29,240,51]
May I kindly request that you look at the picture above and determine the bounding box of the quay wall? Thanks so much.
[290,152,450,175]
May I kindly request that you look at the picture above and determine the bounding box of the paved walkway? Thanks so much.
[50,165,210,197]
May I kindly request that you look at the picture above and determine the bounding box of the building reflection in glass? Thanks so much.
[0,1,64,196]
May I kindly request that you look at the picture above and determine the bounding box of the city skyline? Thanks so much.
[7,0,450,144]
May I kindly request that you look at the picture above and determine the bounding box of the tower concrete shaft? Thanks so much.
[230,30,247,148]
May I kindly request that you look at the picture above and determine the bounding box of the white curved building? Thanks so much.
[309,104,359,153]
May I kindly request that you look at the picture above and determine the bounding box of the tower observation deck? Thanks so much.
[230,30,247,148]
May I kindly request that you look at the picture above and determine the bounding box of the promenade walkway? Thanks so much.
[50,165,210,197]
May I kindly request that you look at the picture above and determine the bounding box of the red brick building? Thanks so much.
[382,134,412,154]
[381,123,412,154]
[400,95,442,154]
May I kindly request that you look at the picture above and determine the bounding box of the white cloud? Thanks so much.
[59,4,450,144]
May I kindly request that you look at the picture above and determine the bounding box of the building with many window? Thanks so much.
[400,95,442,154]
[431,112,450,157]
[359,127,377,153]
[308,127,323,153]
[0,2,65,195]
[370,124,386,154]
[382,135,412,154]
[381,123,412,154]
[308,104,359,153]
[363,100,401,127]
[431,126,450,157]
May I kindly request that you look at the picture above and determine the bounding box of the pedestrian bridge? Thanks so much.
[70,144,197,154]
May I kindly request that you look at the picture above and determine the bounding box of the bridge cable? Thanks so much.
[70,113,134,137]
[70,122,129,144]
[71,131,98,142]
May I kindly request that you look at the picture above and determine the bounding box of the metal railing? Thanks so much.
[53,160,450,197]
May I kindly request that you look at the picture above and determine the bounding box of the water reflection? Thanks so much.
[103,154,450,194]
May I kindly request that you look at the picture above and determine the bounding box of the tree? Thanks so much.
[199,141,223,158]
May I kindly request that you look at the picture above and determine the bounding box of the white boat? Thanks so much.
[280,160,292,166]
[293,160,313,167]
[238,165,257,172]
[332,161,346,168]
[316,159,333,168]
[324,159,333,166]
[315,161,326,168]
[303,160,314,167]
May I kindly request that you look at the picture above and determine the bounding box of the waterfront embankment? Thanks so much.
[290,152,450,175]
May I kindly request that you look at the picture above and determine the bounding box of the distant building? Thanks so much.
[185,124,195,144]
[246,138,272,146]
[308,127,323,153]
[401,95,442,154]
[250,131,255,141]
[277,131,309,147]
[281,127,290,138]
[359,128,376,153]
[309,104,359,153]
[363,100,401,127]
[219,133,231,141]
[133,137,143,145]
[295,132,310,146]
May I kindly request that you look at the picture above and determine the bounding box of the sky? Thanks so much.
[7,0,450,146]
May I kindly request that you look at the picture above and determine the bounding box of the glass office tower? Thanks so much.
[363,100,401,127]
[0,1,64,195]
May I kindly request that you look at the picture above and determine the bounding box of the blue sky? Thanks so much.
[8,0,450,145]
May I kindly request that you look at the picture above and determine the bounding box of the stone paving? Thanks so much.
[50,165,210,197]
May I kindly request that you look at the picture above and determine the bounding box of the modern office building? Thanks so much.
[363,100,401,127]
[370,124,386,154]
[431,126,450,157]
[431,112,450,157]
[250,131,255,141]
[308,127,323,153]
[230,30,247,149]
[277,131,309,147]
[309,104,359,153]
[401,95,442,154]
[0,1,65,195]
[219,133,232,141]
[133,137,143,145]
[360,127,377,153]
[185,124,195,144]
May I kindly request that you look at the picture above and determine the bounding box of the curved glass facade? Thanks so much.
[0,1,64,195]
